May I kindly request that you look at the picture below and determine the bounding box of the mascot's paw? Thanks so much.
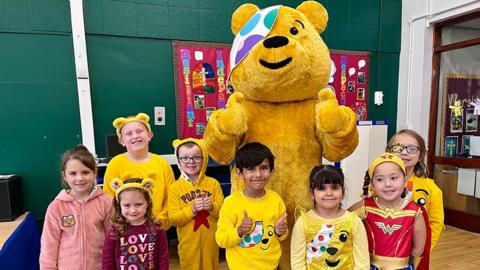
[316,88,351,133]
[215,92,248,136]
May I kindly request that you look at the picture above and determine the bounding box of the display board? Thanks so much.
[441,74,480,157]
[172,41,232,139]
[173,44,370,138]
[329,50,370,121]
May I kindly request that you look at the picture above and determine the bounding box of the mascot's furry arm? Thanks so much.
[315,88,359,161]
[203,92,247,164]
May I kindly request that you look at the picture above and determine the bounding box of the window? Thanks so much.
[428,12,480,223]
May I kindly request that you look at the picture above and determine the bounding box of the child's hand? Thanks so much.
[203,196,213,211]
[274,213,288,237]
[192,198,204,214]
[237,210,253,237]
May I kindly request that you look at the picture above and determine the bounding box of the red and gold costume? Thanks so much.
[362,197,421,270]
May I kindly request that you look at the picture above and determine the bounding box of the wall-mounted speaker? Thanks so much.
[0,175,24,221]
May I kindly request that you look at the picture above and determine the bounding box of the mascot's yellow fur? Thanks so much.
[203,1,358,268]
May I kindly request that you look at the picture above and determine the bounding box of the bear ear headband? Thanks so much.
[111,178,154,200]
[112,112,152,138]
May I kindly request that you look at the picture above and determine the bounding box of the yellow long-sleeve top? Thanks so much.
[216,189,288,270]
[408,175,444,250]
[103,153,174,229]
[168,176,224,269]
[168,137,225,270]
[290,209,369,270]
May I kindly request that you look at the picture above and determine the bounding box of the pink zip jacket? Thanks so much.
[40,187,113,270]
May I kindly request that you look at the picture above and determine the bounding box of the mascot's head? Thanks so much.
[229,1,330,102]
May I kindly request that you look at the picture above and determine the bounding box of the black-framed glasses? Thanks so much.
[387,143,420,154]
[178,156,203,163]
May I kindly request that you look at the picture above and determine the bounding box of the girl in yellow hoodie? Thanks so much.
[168,138,224,270]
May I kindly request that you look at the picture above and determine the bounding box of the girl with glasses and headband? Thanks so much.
[386,129,444,252]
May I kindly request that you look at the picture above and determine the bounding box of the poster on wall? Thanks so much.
[441,74,480,157]
[329,50,370,121]
[172,41,231,139]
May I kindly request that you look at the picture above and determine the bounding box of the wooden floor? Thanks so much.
[430,225,480,269]
[169,225,480,269]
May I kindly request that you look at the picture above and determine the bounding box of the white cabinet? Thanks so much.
[341,122,388,208]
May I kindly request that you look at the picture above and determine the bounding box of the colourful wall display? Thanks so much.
[329,50,370,121]
[173,41,231,138]
[441,74,480,157]
[174,47,371,139]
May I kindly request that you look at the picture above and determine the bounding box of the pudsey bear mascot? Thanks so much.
[203,1,359,268]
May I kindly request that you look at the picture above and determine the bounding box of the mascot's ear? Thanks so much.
[297,1,328,33]
[231,3,260,36]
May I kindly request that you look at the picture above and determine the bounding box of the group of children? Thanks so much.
[39,112,443,270]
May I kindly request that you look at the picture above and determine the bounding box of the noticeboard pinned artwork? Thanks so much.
[173,41,232,139]
[329,50,370,121]
[441,74,480,157]
[173,44,370,138]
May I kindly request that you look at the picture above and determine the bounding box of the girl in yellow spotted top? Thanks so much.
[168,138,224,270]
[291,165,369,270]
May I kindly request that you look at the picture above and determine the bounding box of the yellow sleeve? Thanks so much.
[351,201,366,220]
[102,157,120,197]
[208,178,224,218]
[152,160,175,230]
[290,217,307,270]
[427,181,444,250]
[352,214,370,270]
[215,197,242,248]
[167,182,194,227]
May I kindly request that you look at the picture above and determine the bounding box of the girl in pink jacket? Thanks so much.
[40,145,113,270]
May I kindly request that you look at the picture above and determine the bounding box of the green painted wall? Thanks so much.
[0,0,401,219]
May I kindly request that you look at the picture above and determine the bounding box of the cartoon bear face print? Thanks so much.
[61,214,76,228]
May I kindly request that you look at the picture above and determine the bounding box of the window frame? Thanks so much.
[428,11,480,176]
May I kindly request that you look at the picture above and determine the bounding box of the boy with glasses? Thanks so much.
[168,138,225,270]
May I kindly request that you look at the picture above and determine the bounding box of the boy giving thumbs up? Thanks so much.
[216,142,288,270]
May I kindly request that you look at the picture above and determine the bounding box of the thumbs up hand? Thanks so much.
[275,213,288,237]
[237,210,253,237]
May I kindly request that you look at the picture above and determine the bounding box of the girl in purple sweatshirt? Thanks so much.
[102,178,169,270]
[40,145,113,270]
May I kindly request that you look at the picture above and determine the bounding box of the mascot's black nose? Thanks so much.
[326,247,338,256]
[261,238,269,244]
[263,36,289,48]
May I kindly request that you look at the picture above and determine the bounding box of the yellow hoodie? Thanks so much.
[168,138,224,270]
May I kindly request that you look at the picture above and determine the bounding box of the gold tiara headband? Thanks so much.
[368,153,406,179]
